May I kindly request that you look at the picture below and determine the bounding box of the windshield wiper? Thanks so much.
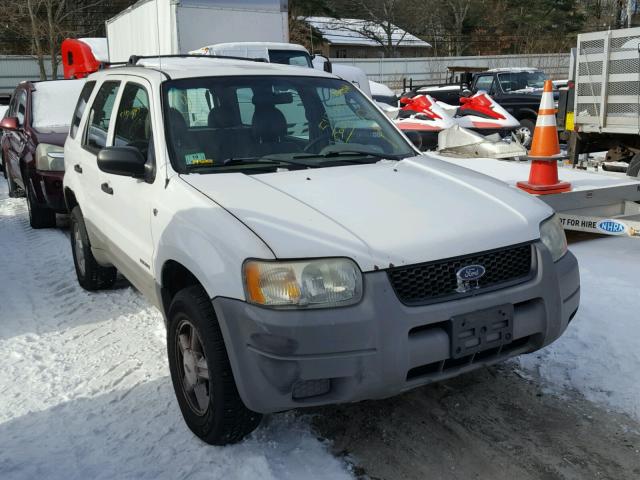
[292,150,407,161]
[186,156,318,171]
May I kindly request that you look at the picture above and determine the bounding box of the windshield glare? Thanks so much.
[497,71,547,92]
[163,76,414,173]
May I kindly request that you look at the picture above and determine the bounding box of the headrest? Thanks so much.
[168,108,188,133]
[208,108,234,129]
[252,105,287,143]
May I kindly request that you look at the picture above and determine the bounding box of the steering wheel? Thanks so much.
[303,135,331,153]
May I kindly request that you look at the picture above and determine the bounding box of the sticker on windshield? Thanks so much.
[332,85,351,97]
[185,152,213,166]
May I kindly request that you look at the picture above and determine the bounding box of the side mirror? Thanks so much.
[0,116,19,131]
[312,53,332,73]
[461,89,473,98]
[97,146,146,178]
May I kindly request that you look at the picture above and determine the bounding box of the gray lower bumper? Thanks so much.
[213,243,580,414]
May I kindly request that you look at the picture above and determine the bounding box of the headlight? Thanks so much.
[36,143,64,171]
[540,214,567,262]
[243,258,363,308]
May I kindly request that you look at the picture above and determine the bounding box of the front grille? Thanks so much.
[388,243,534,305]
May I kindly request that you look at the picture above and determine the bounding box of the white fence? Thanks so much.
[339,53,571,89]
[0,56,61,96]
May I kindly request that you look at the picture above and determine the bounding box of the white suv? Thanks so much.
[63,56,580,445]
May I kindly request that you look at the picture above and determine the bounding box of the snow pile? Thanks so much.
[0,181,352,480]
[520,236,640,420]
[79,38,109,63]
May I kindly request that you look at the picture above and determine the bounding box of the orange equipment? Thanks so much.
[517,80,572,195]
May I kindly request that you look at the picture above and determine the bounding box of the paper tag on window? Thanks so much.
[185,152,213,166]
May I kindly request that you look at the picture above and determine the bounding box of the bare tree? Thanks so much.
[444,0,471,55]
[330,0,418,57]
[0,0,112,80]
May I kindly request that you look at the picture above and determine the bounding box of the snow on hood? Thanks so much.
[183,156,552,271]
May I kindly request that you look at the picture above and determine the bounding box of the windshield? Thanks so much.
[163,76,415,174]
[269,50,313,68]
[32,79,86,130]
[497,71,547,93]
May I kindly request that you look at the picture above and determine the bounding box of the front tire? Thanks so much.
[515,118,535,148]
[26,185,56,229]
[167,286,261,445]
[70,206,117,291]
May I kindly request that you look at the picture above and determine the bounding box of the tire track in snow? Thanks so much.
[0,181,352,480]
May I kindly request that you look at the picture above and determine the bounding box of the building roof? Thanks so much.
[304,16,431,48]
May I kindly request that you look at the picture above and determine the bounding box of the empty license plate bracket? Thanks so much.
[449,304,514,359]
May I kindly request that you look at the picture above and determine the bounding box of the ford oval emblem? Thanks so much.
[455,264,486,293]
[456,264,486,281]
[596,219,627,235]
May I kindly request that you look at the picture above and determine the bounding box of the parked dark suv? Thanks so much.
[1,79,86,228]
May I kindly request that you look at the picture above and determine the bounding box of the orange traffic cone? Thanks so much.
[517,80,571,195]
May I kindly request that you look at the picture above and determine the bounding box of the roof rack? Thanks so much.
[127,54,269,65]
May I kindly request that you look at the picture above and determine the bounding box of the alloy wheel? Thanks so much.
[175,319,210,416]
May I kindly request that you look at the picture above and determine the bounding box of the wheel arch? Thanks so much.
[160,259,211,318]
[516,108,538,121]
[64,187,78,213]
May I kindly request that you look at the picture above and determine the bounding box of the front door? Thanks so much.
[94,79,158,298]
[6,90,28,188]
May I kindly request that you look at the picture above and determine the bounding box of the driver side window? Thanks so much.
[474,75,494,93]
[113,83,152,155]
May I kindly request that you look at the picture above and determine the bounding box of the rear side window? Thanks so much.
[236,88,254,125]
[70,81,96,139]
[84,81,120,152]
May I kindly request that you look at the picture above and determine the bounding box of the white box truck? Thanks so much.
[106,0,373,98]
[106,0,289,63]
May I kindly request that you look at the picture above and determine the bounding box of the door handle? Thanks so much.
[74,164,82,174]
[101,182,113,195]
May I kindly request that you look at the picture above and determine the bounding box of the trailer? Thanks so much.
[568,26,640,176]
[431,154,640,238]
[106,0,289,63]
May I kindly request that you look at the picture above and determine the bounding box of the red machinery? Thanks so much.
[61,38,105,79]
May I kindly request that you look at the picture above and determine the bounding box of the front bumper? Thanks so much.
[31,169,65,212]
[214,242,580,414]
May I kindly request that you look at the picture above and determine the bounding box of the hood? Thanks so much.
[182,156,553,272]
[32,128,68,147]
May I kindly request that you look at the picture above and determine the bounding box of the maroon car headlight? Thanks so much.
[36,143,65,172]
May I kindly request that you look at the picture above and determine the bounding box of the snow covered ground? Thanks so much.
[1,177,639,480]
[0,182,352,480]
[519,233,640,421]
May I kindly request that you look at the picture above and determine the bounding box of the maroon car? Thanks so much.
[1,79,86,228]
